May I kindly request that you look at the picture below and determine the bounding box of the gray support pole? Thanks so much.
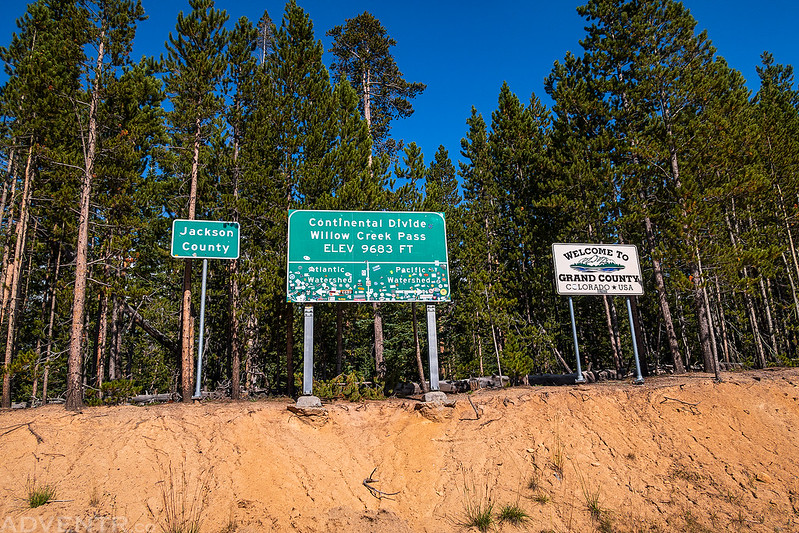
[569,296,586,383]
[303,304,314,396]
[626,297,645,385]
[426,304,440,391]
[193,259,209,399]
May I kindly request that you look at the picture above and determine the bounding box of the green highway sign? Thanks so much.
[171,219,240,260]
[287,210,450,303]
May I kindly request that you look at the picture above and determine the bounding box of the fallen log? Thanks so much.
[130,393,176,404]
[526,373,583,386]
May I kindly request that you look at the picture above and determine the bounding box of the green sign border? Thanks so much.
[286,210,450,303]
[171,219,240,260]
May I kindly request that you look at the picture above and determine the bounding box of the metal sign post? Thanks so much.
[287,210,452,406]
[626,297,645,385]
[552,243,645,385]
[426,304,440,391]
[171,219,240,400]
[303,304,314,396]
[193,259,209,398]
[568,297,586,383]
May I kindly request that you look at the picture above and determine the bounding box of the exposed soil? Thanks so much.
[1,368,798,532]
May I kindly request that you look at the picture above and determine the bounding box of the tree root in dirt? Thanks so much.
[0,422,43,443]
[363,468,399,500]
[660,396,701,414]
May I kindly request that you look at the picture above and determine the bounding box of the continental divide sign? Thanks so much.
[552,243,644,296]
[287,210,450,303]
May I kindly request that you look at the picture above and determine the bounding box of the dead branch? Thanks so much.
[363,467,399,500]
[660,396,701,414]
[661,396,700,407]
[122,302,178,356]
[479,417,502,428]
[0,422,43,443]
[467,395,480,420]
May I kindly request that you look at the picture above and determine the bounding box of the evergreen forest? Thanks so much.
[1,0,797,410]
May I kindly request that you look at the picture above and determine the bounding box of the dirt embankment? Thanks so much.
[1,369,798,532]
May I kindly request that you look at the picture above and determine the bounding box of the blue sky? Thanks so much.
[2,1,797,169]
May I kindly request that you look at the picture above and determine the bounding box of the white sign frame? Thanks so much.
[552,243,644,296]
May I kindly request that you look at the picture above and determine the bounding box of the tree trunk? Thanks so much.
[696,246,720,380]
[41,239,62,404]
[676,296,692,368]
[95,288,109,394]
[726,204,766,368]
[412,302,428,392]
[744,290,766,368]
[758,276,777,360]
[373,302,385,380]
[361,66,373,169]
[179,260,194,400]
[109,295,121,380]
[66,34,106,411]
[642,212,684,373]
[666,131,713,372]
[781,252,799,321]
[0,146,15,231]
[31,234,54,404]
[180,115,202,402]
[477,332,484,376]
[602,295,622,375]
[286,303,294,396]
[229,124,242,400]
[690,261,714,373]
[359,64,386,381]
[0,147,18,330]
[490,321,503,380]
[244,310,258,393]
[122,302,178,355]
[775,181,799,286]
[713,275,731,365]
[2,145,34,408]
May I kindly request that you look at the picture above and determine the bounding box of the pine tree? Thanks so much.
[327,12,425,160]
[91,58,164,395]
[327,12,425,383]
[162,0,228,402]
[220,16,258,400]
[559,0,745,374]
[753,53,799,338]
[423,145,461,380]
[0,0,85,407]
[459,108,504,376]
[254,0,340,393]
[66,0,147,410]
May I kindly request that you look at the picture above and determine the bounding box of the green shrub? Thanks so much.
[498,503,528,524]
[85,379,141,406]
[313,372,384,402]
[27,481,57,508]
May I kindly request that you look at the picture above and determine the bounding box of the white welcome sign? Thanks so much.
[552,243,644,296]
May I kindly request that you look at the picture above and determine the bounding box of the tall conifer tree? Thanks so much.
[162,0,228,402]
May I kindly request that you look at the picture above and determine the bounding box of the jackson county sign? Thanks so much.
[287,210,450,303]
[552,243,644,296]
[171,219,240,260]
